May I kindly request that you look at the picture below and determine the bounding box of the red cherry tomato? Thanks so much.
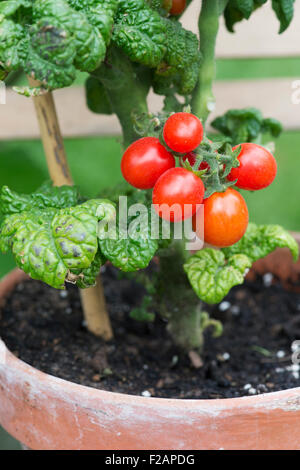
[170,0,186,15]
[181,152,210,171]
[193,188,249,247]
[228,143,277,190]
[163,113,204,153]
[121,137,175,189]
[152,168,205,222]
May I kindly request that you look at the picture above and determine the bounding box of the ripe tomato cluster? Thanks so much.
[121,112,277,248]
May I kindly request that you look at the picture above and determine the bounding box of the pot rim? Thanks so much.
[1,266,300,412]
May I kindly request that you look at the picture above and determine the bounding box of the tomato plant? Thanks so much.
[0,0,297,358]
[228,143,277,190]
[152,168,205,222]
[121,137,175,189]
[193,188,249,247]
[163,113,204,153]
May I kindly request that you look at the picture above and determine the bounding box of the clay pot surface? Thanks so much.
[1,235,300,450]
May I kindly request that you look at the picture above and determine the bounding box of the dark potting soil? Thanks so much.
[1,265,300,399]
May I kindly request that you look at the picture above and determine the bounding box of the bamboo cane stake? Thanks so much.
[28,78,73,186]
[28,77,113,339]
[80,280,113,340]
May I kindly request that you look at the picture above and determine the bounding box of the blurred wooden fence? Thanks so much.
[1,1,300,140]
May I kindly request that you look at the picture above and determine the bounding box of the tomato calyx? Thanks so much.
[179,138,241,198]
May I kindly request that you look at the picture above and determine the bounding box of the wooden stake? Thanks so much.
[80,280,113,340]
[28,77,113,339]
[80,280,113,339]
[28,77,73,186]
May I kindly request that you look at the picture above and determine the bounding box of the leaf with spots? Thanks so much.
[70,251,105,288]
[0,185,115,289]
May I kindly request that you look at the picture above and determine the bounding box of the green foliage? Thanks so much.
[0,184,115,289]
[71,251,105,288]
[184,223,299,305]
[153,18,202,96]
[85,76,113,114]
[223,0,295,33]
[0,18,24,72]
[222,223,299,262]
[184,249,252,304]
[0,182,80,215]
[97,181,173,271]
[3,0,188,92]
[113,6,167,67]
[272,0,295,33]
[99,202,159,272]
[130,295,156,322]
[33,0,107,73]
[0,0,115,89]
[211,108,283,145]
[68,0,118,43]
[85,0,201,121]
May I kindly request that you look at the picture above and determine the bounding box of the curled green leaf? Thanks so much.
[70,251,105,288]
[211,107,282,145]
[272,0,295,33]
[222,223,299,262]
[0,0,111,89]
[113,8,167,67]
[99,205,158,271]
[184,249,252,304]
[0,185,115,289]
[0,183,80,215]
[154,19,201,96]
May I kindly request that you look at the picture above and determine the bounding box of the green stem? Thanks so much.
[156,242,205,351]
[95,47,149,148]
[167,304,205,352]
[218,0,229,15]
[191,0,220,124]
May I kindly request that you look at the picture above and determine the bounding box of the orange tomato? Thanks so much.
[193,188,249,247]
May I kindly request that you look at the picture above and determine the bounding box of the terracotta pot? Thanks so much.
[0,234,300,451]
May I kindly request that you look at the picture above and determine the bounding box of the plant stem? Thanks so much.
[28,77,113,340]
[94,48,149,148]
[167,304,205,351]
[191,0,220,124]
[156,242,205,351]
[218,0,229,15]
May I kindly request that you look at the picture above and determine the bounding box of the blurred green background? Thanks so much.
[1,57,300,449]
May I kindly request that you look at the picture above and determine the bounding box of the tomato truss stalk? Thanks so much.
[192,0,228,123]
[27,76,113,341]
